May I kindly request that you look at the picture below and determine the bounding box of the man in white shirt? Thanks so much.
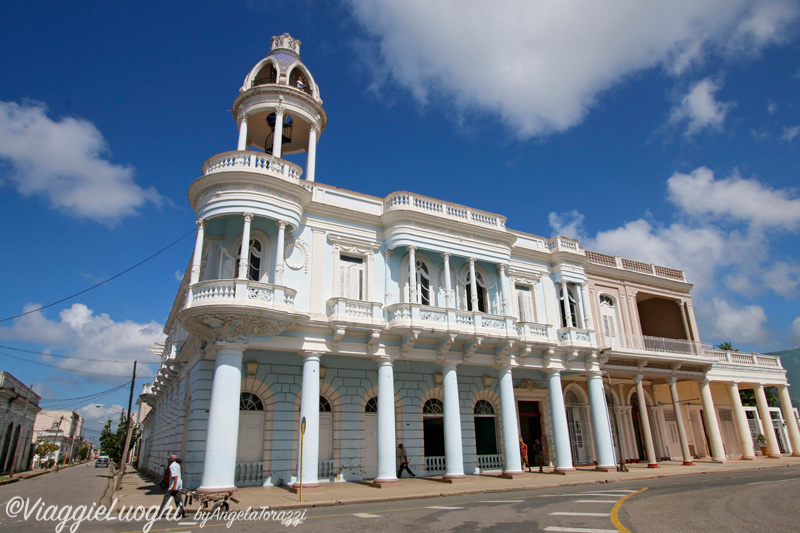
[158,454,185,518]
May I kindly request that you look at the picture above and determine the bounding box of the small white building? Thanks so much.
[139,34,800,492]
[0,372,41,474]
[32,410,83,466]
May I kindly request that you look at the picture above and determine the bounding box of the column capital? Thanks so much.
[277,219,287,230]
[196,218,206,230]
[633,375,644,385]
[372,355,396,366]
[243,212,254,223]
[384,248,393,258]
[467,257,476,265]
[299,351,323,361]
[309,122,320,134]
[274,103,286,115]
[237,111,248,124]
[441,252,450,261]
[666,377,678,387]
[407,245,417,253]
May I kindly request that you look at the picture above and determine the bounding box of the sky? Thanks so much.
[1,1,799,436]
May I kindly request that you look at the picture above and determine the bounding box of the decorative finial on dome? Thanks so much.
[271,33,301,55]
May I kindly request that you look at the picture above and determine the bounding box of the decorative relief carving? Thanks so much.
[518,378,542,390]
[284,236,309,273]
[182,313,296,343]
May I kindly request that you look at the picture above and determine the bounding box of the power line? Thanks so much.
[0,349,155,378]
[0,228,195,323]
[0,344,139,363]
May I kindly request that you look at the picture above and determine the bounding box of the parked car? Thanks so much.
[95,456,110,468]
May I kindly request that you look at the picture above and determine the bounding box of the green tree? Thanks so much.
[77,443,90,461]
[99,411,140,467]
[715,341,738,351]
[35,439,59,458]
[739,387,780,407]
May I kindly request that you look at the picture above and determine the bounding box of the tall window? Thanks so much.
[515,285,535,322]
[599,294,617,339]
[416,260,431,305]
[559,285,578,327]
[466,270,487,312]
[233,234,268,282]
[340,255,365,300]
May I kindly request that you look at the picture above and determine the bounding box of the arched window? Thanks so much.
[416,260,431,305]
[240,392,264,411]
[473,400,495,415]
[599,294,618,340]
[365,397,378,413]
[319,396,332,412]
[422,398,444,415]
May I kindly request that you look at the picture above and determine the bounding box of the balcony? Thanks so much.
[327,298,384,327]
[585,250,686,282]
[384,192,506,229]
[385,303,519,339]
[703,349,783,369]
[186,279,297,311]
[602,333,712,358]
[201,150,303,183]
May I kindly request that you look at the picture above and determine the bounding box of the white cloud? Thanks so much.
[767,101,778,114]
[77,403,130,432]
[669,78,733,135]
[0,101,162,224]
[790,317,800,346]
[548,210,585,240]
[780,125,800,141]
[705,298,769,344]
[347,0,798,137]
[0,303,163,379]
[667,166,800,230]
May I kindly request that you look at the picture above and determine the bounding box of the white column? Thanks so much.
[237,213,253,279]
[587,373,616,470]
[408,246,417,303]
[375,359,398,483]
[306,124,318,182]
[755,384,781,458]
[442,364,466,479]
[237,113,249,151]
[498,368,522,475]
[198,344,244,492]
[699,378,726,462]
[497,264,510,315]
[667,378,694,465]
[678,301,692,340]
[580,283,592,330]
[190,219,206,285]
[296,353,321,487]
[560,280,572,327]
[271,105,285,158]
[442,252,453,308]
[274,220,287,284]
[634,375,659,468]
[728,382,756,459]
[547,371,574,473]
[384,249,393,306]
[468,258,478,311]
[778,385,800,456]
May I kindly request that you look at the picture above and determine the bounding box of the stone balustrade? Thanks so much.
[202,150,303,182]
[384,192,506,229]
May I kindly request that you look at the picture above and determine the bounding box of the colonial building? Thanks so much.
[138,34,800,492]
[32,410,84,466]
[0,372,40,474]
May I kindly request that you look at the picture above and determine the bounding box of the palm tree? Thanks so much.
[715,341,737,351]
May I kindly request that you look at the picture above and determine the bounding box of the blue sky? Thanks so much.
[1,1,799,435]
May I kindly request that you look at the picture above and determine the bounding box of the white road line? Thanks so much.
[550,512,610,517]
[747,477,800,485]
[353,513,381,518]
[480,500,524,503]
[544,526,619,533]
[584,489,636,493]
[574,500,618,503]
[426,506,464,510]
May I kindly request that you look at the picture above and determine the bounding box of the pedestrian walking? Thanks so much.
[397,443,416,478]
[533,438,544,473]
[157,454,185,519]
[520,438,531,472]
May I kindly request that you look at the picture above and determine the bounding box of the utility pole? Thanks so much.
[115,361,137,491]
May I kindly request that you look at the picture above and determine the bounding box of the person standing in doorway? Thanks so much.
[397,443,415,478]
[533,438,544,473]
[520,438,531,472]
[158,454,185,518]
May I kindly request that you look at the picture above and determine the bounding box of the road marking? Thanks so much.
[480,500,524,503]
[426,506,464,510]
[544,526,617,533]
[551,512,610,517]
[584,490,637,493]
[747,477,800,485]
[575,500,618,503]
[610,487,647,533]
[354,513,381,518]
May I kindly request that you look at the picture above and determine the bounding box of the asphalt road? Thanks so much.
[2,465,798,532]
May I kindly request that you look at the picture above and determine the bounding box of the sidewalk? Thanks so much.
[113,456,800,512]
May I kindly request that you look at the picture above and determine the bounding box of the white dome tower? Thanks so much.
[233,33,327,181]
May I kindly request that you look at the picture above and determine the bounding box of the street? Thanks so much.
[0,466,797,532]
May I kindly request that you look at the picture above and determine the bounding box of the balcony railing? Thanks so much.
[703,349,782,369]
[425,456,445,472]
[476,454,503,471]
[187,279,297,310]
[603,333,712,357]
[384,192,506,229]
[386,303,518,337]
[235,462,263,487]
[585,250,686,282]
[318,460,334,479]
[202,150,303,182]
[327,298,384,325]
